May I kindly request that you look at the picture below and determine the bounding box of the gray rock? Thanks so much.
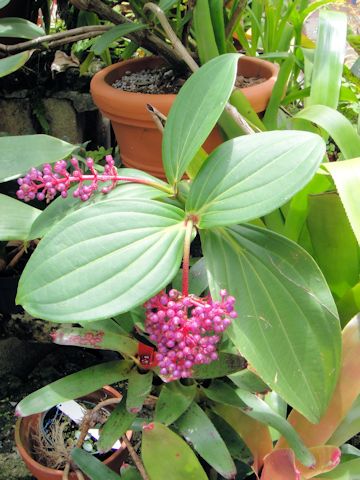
[0,99,36,136]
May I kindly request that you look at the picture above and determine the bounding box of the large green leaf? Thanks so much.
[91,23,146,55]
[126,369,153,414]
[307,10,347,110]
[17,200,186,322]
[154,382,196,426]
[29,172,168,239]
[0,51,31,78]
[162,53,239,184]
[0,134,75,182]
[295,106,360,160]
[71,448,121,480]
[324,158,360,245]
[307,192,359,299]
[175,403,236,479]
[0,18,45,39]
[0,1,11,8]
[186,131,325,229]
[16,360,133,416]
[0,194,41,240]
[142,422,208,480]
[201,224,341,422]
[98,398,136,453]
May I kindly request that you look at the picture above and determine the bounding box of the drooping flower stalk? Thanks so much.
[181,218,194,297]
[16,155,172,203]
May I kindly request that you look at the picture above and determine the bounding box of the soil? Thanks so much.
[112,66,188,94]
[113,67,267,94]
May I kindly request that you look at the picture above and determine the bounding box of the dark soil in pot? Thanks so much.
[111,66,267,95]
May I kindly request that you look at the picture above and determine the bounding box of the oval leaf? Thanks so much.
[163,53,239,184]
[17,200,186,322]
[201,224,341,422]
[155,382,196,426]
[192,352,246,378]
[0,194,41,240]
[0,51,31,79]
[186,131,325,229]
[0,134,75,182]
[0,17,45,39]
[142,422,208,480]
[175,403,236,479]
[16,360,133,416]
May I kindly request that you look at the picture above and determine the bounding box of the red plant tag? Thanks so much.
[138,343,156,369]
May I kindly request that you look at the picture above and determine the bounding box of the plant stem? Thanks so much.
[122,434,150,480]
[225,0,247,39]
[182,219,194,297]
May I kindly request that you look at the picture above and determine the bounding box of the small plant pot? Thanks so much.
[90,55,279,179]
[15,386,130,480]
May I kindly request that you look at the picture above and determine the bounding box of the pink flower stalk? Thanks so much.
[145,288,237,381]
[16,155,122,203]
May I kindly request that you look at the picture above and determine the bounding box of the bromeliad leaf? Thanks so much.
[186,131,325,228]
[17,200,186,322]
[98,398,135,453]
[16,360,133,416]
[126,369,153,414]
[201,224,341,422]
[162,53,239,184]
[155,382,196,426]
[71,448,122,480]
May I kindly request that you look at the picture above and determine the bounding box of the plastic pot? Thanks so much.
[15,386,130,480]
[90,55,279,179]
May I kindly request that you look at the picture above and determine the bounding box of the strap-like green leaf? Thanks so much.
[0,134,75,182]
[17,200,186,322]
[324,158,360,245]
[176,403,236,479]
[16,360,133,416]
[126,369,153,414]
[0,194,41,240]
[71,448,121,480]
[162,53,239,184]
[201,224,341,422]
[186,130,325,229]
[155,382,196,426]
[91,23,146,55]
[142,422,208,480]
[98,398,136,453]
[295,106,360,159]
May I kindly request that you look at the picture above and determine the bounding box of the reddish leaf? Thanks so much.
[297,446,341,479]
[260,449,301,480]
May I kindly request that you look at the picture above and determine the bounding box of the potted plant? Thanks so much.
[88,0,279,177]
[2,52,356,478]
[15,385,131,479]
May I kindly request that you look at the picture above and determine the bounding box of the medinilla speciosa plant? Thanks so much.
[9,54,344,479]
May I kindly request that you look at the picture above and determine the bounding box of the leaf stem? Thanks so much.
[182,219,194,296]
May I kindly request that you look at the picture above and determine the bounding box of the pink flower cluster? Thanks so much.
[16,155,118,203]
[145,289,237,381]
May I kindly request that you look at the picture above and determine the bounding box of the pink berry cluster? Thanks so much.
[16,155,118,203]
[145,289,237,381]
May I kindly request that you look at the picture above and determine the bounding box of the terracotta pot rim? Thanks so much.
[15,386,129,478]
[91,54,279,101]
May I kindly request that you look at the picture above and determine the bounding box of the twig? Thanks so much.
[144,3,199,72]
[225,0,247,38]
[69,0,186,69]
[224,103,255,134]
[62,462,70,480]
[75,470,85,480]
[122,434,150,480]
[0,26,110,55]
[146,104,166,133]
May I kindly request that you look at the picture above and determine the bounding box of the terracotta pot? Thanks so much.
[91,56,278,179]
[15,386,130,480]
